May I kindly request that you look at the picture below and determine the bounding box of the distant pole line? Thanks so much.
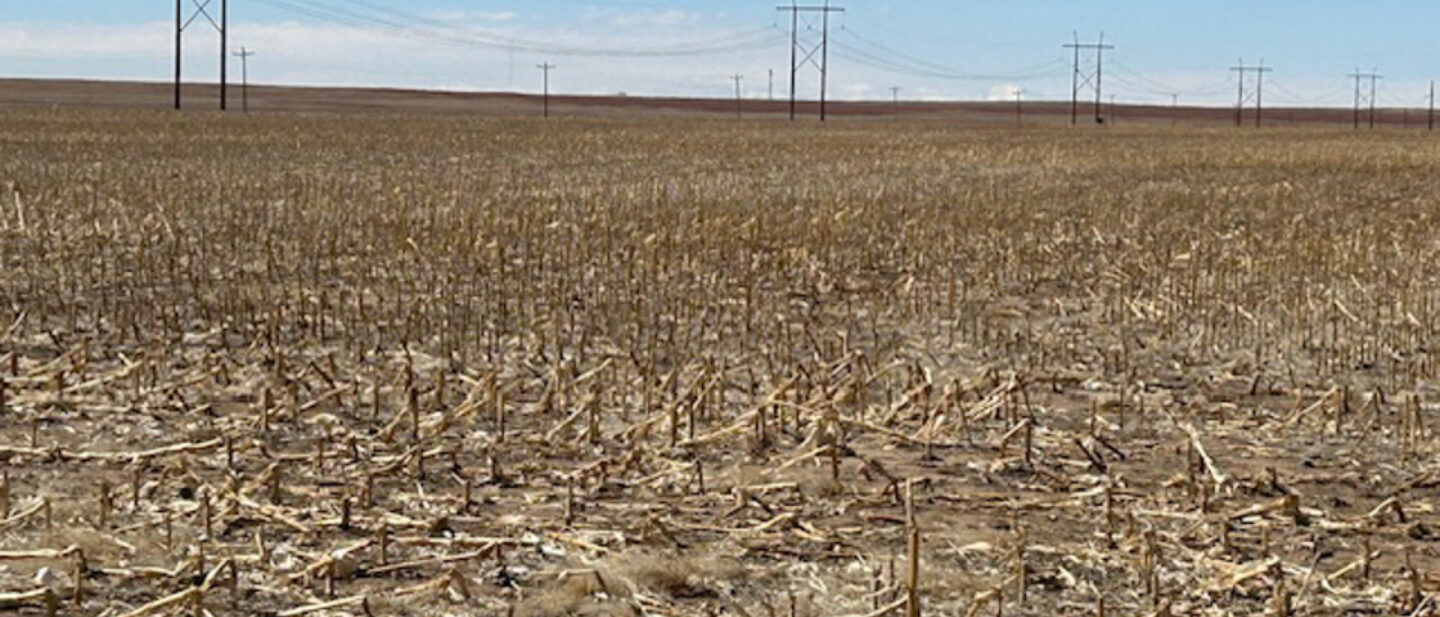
[731,73,744,119]
[1231,58,1273,128]
[537,62,556,118]
[1063,32,1113,125]
[776,2,844,122]
[173,0,228,110]
[1350,68,1383,129]
[233,46,255,112]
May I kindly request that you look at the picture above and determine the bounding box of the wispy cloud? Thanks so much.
[423,10,517,23]
[605,9,699,28]
[0,17,1393,106]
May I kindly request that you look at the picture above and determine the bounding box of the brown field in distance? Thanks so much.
[1,96,1440,616]
[3,77,1431,126]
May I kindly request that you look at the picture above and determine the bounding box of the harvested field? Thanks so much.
[2,107,1440,616]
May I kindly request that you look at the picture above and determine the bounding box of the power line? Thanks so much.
[830,41,1067,83]
[253,0,786,57]
[1110,59,1232,97]
[834,28,1068,81]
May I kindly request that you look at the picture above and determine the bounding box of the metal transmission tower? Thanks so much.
[537,63,556,118]
[233,46,255,112]
[730,74,744,119]
[1063,32,1113,125]
[1230,58,1273,127]
[777,2,845,121]
[1350,68,1382,129]
[174,0,229,110]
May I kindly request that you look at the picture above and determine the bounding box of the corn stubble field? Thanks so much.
[2,108,1440,617]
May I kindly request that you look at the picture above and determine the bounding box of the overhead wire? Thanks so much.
[832,26,1068,82]
[1110,59,1232,98]
[253,0,786,57]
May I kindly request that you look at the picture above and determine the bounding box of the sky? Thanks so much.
[2,1,1438,107]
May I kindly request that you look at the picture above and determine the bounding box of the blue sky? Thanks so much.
[3,1,1437,107]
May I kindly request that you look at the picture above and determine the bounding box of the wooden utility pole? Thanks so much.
[175,0,181,110]
[233,47,255,112]
[537,63,556,118]
[174,0,227,110]
[1063,32,1114,125]
[1429,80,1435,131]
[1014,88,1024,127]
[730,74,744,119]
[220,0,227,111]
[1231,58,1273,127]
[776,2,845,121]
[1351,69,1382,129]
[890,86,900,120]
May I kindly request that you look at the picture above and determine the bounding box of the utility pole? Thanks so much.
[1231,58,1273,127]
[233,47,254,112]
[731,74,744,119]
[1014,88,1024,127]
[1429,80,1435,131]
[1350,68,1382,129]
[1171,93,1178,126]
[1063,32,1113,125]
[174,0,228,110]
[537,63,556,118]
[175,0,181,110]
[777,2,845,121]
[769,69,775,101]
[220,0,227,111]
[890,86,900,120]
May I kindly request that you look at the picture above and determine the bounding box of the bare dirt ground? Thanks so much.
[0,77,1412,126]
[1,103,1440,617]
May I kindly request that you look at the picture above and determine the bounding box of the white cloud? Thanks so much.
[0,22,163,58]
[986,84,1022,101]
[424,10,517,23]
